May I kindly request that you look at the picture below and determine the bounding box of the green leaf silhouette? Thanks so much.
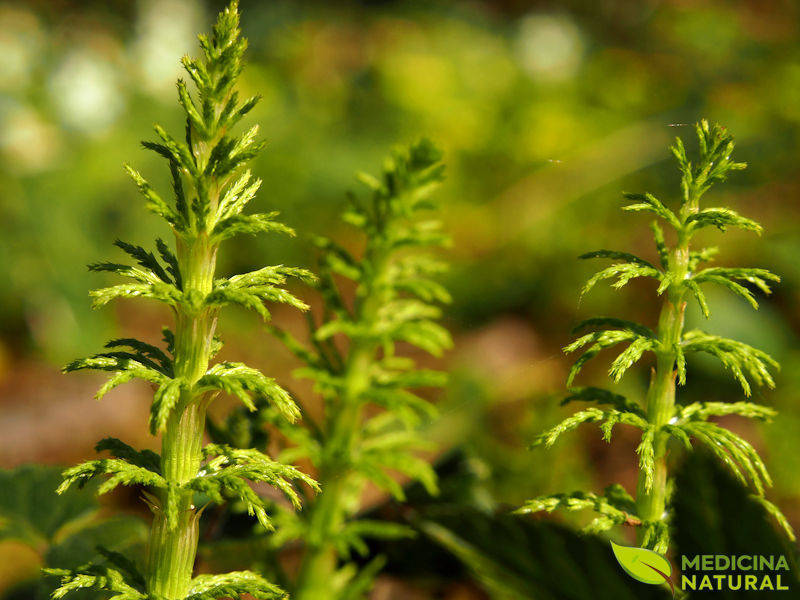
[610,542,672,587]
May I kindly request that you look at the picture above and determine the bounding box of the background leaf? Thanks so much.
[0,466,147,600]
[0,466,99,548]
[673,452,800,599]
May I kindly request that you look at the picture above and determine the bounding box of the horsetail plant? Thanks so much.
[519,121,794,555]
[46,3,317,599]
[213,140,451,598]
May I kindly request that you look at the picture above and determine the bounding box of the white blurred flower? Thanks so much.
[48,50,123,134]
[516,14,584,82]
[133,0,203,96]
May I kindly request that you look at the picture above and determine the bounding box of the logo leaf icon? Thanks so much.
[611,541,674,594]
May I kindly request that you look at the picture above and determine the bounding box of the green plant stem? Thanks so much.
[294,254,388,599]
[147,237,217,598]
[636,233,690,542]
[53,5,319,598]
[536,122,787,555]
[295,348,373,599]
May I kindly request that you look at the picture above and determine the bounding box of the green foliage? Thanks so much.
[561,387,645,417]
[530,407,648,447]
[196,362,299,422]
[680,421,770,494]
[58,457,166,497]
[681,330,777,395]
[522,121,790,554]
[45,562,146,600]
[211,139,450,598]
[292,139,448,596]
[52,3,312,599]
[578,251,662,298]
[517,484,640,534]
[0,466,147,600]
[564,318,659,385]
[183,571,286,600]
[187,444,319,532]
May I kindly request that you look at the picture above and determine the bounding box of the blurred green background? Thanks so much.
[1,0,799,597]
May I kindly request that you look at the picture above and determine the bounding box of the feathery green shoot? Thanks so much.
[212,140,450,598]
[520,121,792,555]
[49,3,314,599]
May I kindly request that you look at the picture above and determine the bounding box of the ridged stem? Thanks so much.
[636,232,690,544]
[146,404,204,597]
[147,234,217,598]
